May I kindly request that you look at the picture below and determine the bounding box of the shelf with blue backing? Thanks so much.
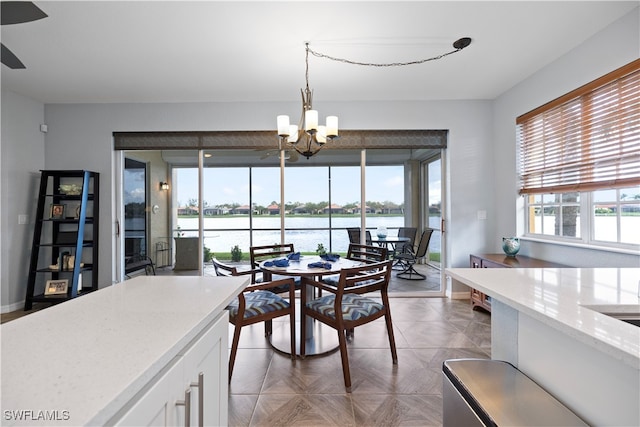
[24,170,100,310]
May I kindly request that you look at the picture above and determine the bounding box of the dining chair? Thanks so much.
[300,260,396,392]
[346,228,372,245]
[212,258,296,382]
[395,228,434,280]
[248,243,303,289]
[321,243,387,287]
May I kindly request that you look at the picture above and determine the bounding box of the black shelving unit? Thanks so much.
[24,170,99,310]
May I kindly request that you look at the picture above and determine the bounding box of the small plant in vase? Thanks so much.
[316,243,327,256]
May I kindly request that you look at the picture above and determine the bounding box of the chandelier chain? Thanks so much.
[306,46,463,68]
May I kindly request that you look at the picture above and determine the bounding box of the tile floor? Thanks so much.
[228,297,491,426]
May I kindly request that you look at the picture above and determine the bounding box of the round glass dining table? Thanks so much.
[259,255,364,357]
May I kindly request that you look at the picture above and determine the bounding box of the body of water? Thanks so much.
[176,216,442,254]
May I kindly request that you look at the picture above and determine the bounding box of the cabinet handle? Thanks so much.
[175,388,191,426]
[190,372,204,427]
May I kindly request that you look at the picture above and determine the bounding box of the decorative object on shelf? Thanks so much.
[502,237,521,257]
[276,42,339,159]
[44,279,68,295]
[59,183,82,195]
[74,204,81,219]
[376,226,388,238]
[50,203,64,219]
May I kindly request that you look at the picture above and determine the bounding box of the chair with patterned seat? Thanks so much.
[213,258,296,382]
[300,259,396,392]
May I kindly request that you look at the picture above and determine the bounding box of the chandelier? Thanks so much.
[277,43,337,159]
[276,37,472,159]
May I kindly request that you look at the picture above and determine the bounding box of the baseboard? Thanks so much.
[449,290,471,300]
[1,300,25,314]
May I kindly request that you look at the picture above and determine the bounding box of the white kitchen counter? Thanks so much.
[446,267,640,426]
[1,275,248,426]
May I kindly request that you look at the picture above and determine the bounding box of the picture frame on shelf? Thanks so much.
[50,204,65,219]
[44,279,68,295]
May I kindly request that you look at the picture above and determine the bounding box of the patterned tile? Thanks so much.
[229,297,491,426]
[352,394,443,427]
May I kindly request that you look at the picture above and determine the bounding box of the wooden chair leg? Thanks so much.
[337,329,352,392]
[300,310,307,358]
[384,312,398,364]
[229,323,242,383]
[289,307,296,362]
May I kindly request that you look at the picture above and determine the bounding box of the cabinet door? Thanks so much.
[114,357,184,427]
[181,311,229,427]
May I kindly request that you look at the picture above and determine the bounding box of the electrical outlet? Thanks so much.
[477,210,487,220]
[18,214,28,225]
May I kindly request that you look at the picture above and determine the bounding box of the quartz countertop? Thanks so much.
[446,267,640,369]
[1,275,248,426]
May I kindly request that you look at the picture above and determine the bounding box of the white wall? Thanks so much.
[1,90,45,311]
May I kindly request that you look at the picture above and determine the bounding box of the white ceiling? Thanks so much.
[1,1,637,104]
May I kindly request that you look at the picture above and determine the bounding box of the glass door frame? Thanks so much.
[420,150,446,297]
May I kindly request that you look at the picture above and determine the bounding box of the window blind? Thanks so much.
[517,59,640,195]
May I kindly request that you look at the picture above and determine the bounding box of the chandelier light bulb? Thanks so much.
[277,115,290,137]
[326,116,338,138]
[317,125,327,144]
[287,125,298,143]
[305,110,318,133]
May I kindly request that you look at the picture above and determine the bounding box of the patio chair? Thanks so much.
[395,228,434,280]
[346,228,372,245]
[300,260,396,392]
[391,227,417,269]
[212,258,296,382]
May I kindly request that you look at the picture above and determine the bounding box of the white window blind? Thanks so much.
[517,59,640,195]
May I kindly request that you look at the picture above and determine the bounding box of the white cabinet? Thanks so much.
[114,311,229,426]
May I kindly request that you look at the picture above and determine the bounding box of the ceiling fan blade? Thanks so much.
[1,43,25,69]
[1,1,47,25]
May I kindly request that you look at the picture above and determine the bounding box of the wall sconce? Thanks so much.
[160,182,169,191]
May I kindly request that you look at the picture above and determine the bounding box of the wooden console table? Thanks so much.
[469,253,567,312]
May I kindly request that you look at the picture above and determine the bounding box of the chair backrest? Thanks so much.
[212,258,239,277]
[346,228,372,245]
[336,260,392,296]
[398,227,417,245]
[250,243,295,268]
[347,243,387,263]
[346,228,360,244]
[414,229,434,259]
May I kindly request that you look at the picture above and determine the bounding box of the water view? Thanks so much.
[176,215,442,256]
